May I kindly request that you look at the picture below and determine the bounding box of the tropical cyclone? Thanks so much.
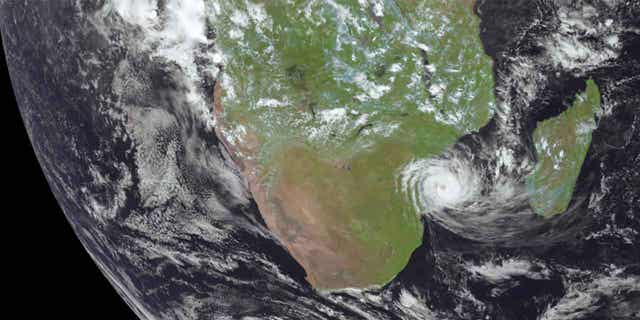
[2,0,639,319]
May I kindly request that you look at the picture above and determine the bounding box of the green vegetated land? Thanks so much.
[212,0,494,288]
[528,79,601,216]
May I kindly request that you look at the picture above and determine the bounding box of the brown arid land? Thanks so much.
[212,80,374,289]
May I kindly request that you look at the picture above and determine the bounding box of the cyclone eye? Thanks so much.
[401,157,480,213]
[432,172,464,204]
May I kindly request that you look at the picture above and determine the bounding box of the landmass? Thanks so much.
[213,0,495,289]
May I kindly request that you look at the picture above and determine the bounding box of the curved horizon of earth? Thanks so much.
[2,0,639,319]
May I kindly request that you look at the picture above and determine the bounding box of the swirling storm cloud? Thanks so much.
[1,1,638,319]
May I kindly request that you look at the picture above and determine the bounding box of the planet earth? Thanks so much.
[2,0,639,319]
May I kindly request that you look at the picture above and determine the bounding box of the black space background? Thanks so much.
[2,36,136,318]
